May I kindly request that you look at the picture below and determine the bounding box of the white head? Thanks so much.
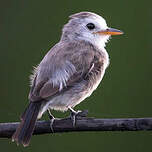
[61,12,123,49]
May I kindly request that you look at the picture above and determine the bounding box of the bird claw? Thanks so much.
[50,117,55,133]
[70,110,81,127]
[47,109,55,133]
[68,107,88,127]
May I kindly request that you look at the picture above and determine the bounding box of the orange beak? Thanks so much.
[95,28,123,35]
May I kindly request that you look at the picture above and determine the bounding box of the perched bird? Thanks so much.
[12,12,123,146]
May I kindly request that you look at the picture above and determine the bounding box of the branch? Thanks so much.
[1,111,152,138]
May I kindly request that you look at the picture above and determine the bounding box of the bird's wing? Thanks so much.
[29,42,95,102]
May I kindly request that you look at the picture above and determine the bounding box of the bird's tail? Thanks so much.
[12,102,42,147]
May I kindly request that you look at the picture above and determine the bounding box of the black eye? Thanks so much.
[86,23,95,30]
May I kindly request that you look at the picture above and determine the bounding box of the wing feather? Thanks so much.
[29,41,95,102]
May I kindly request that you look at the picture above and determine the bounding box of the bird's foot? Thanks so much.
[70,110,81,127]
[47,109,55,133]
[68,107,88,127]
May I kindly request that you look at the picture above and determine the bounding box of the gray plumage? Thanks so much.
[30,40,108,117]
[12,11,123,146]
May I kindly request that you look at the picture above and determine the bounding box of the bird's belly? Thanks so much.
[38,69,105,118]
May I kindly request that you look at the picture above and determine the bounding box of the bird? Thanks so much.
[12,11,123,147]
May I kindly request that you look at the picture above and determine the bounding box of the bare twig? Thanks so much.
[0,110,152,138]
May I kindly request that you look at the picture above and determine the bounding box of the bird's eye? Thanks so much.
[86,23,95,30]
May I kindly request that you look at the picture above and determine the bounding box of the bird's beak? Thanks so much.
[95,28,123,35]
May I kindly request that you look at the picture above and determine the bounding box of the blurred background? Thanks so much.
[0,0,151,151]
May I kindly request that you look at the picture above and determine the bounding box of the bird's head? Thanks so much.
[61,12,123,49]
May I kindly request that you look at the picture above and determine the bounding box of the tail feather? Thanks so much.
[12,102,41,147]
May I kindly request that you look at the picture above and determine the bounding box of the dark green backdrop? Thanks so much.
[0,0,151,152]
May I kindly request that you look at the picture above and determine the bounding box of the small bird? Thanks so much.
[12,12,123,146]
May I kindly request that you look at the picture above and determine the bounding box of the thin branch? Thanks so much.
[1,112,152,138]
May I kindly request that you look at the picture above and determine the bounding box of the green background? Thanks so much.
[0,0,151,151]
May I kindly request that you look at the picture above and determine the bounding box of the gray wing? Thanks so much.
[29,42,95,102]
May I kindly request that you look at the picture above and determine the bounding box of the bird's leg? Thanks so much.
[47,109,55,133]
[68,107,90,127]
[68,107,81,127]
